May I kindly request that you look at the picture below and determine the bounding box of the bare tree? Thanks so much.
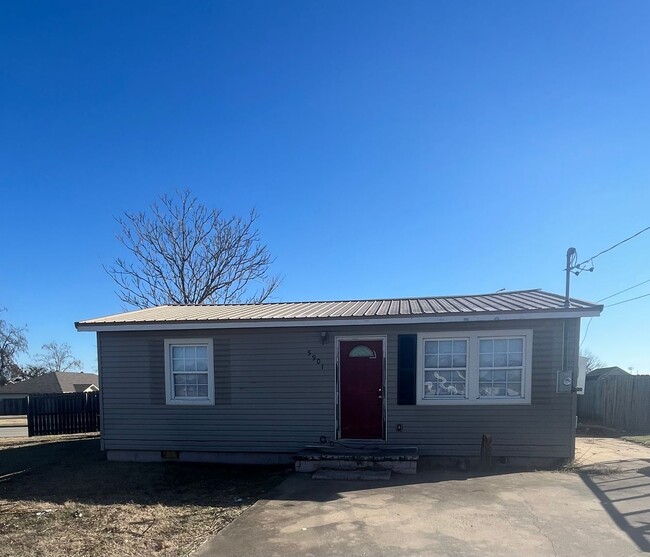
[19,364,48,379]
[2,362,25,384]
[581,349,606,372]
[105,190,281,308]
[0,310,28,385]
[36,341,82,373]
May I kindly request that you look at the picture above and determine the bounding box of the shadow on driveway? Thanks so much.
[579,459,650,552]
[194,465,643,556]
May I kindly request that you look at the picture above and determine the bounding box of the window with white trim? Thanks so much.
[417,330,532,405]
[423,339,467,398]
[164,339,214,405]
[479,337,524,398]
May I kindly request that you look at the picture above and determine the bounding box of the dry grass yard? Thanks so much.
[622,435,650,448]
[0,434,288,557]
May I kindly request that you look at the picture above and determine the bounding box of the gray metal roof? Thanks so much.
[76,289,602,330]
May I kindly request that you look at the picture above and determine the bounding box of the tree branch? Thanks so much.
[105,190,281,308]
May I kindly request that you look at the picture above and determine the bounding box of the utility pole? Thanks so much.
[565,247,576,307]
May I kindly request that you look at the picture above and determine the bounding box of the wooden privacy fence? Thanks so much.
[578,375,650,433]
[27,392,100,437]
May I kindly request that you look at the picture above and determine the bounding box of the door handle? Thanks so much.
[378,388,383,399]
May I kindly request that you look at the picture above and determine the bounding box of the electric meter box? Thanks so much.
[557,370,573,393]
[576,356,588,394]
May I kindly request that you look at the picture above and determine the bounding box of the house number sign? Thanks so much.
[307,349,325,370]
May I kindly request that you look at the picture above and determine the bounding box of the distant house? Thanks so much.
[0,372,99,401]
[586,366,631,382]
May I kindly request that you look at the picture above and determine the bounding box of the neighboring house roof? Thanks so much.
[0,372,99,395]
[586,366,631,380]
[76,289,603,331]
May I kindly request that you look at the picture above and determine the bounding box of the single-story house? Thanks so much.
[586,366,631,381]
[75,289,602,467]
[0,372,99,401]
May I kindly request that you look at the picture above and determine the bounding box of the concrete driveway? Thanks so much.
[194,437,650,557]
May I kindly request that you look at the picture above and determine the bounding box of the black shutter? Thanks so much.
[397,334,417,405]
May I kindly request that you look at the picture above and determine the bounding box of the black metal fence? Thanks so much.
[0,397,28,415]
[0,392,100,436]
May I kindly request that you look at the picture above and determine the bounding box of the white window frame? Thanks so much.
[164,338,215,406]
[421,336,470,401]
[416,330,533,405]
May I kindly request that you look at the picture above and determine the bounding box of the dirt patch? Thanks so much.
[0,435,289,557]
[571,436,650,475]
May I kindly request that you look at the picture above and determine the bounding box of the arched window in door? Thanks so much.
[349,345,377,359]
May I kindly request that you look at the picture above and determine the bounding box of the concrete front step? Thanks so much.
[312,468,392,481]
[295,445,419,474]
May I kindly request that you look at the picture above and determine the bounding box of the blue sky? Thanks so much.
[1,1,649,373]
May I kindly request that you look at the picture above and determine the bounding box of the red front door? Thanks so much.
[339,339,384,439]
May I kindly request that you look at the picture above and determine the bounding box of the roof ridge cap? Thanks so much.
[160,288,545,308]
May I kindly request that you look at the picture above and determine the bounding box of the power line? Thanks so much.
[597,278,650,303]
[606,292,650,308]
[581,281,650,345]
[576,225,650,268]
[580,317,593,348]
[581,277,650,347]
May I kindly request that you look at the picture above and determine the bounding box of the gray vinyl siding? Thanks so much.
[98,318,579,459]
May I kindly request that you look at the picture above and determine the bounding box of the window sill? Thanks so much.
[165,398,214,406]
[417,398,531,406]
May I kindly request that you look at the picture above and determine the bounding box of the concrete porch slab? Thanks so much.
[312,468,392,481]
